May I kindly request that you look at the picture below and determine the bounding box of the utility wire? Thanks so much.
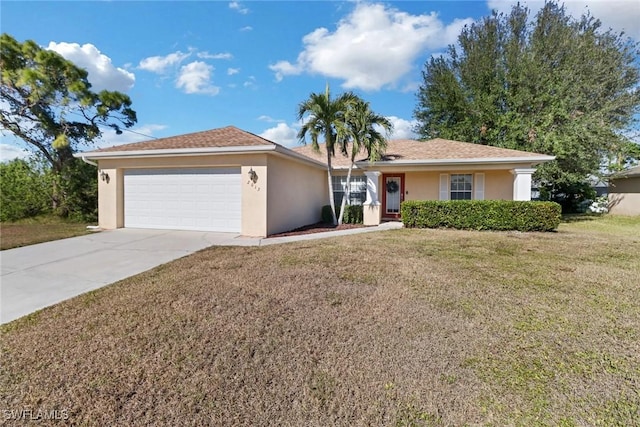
[114,127,159,140]
[65,110,159,140]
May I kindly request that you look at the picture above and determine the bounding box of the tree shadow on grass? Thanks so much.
[561,213,602,223]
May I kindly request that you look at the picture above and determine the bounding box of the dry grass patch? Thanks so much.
[0,216,92,250]
[1,215,639,425]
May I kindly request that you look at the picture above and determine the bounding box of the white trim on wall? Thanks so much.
[474,173,485,200]
[439,174,449,200]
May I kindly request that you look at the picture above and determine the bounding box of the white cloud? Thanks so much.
[487,0,640,40]
[198,51,233,60]
[269,2,474,90]
[227,67,240,75]
[258,115,418,147]
[0,142,30,163]
[240,26,253,32]
[229,1,249,14]
[257,115,284,123]
[400,81,421,93]
[176,61,220,95]
[269,60,304,82]
[243,76,256,88]
[386,116,418,140]
[138,51,190,73]
[96,124,168,149]
[47,42,135,92]
[259,123,298,147]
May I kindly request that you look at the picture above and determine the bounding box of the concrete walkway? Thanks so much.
[1,223,402,324]
[259,221,402,245]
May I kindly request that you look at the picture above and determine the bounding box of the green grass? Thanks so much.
[562,213,640,233]
[1,214,639,425]
[0,215,95,250]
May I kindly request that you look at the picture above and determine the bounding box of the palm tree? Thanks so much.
[337,99,393,224]
[297,84,359,225]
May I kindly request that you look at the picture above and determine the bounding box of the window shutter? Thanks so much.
[474,173,485,200]
[439,174,449,200]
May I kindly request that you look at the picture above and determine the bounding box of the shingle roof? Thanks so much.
[292,138,551,167]
[612,165,640,178]
[94,126,278,152]
[87,127,552,168]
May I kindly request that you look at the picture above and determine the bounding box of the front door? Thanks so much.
[382,174,404,219]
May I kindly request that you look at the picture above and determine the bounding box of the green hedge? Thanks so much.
[321,205,364,224]
[321,205,335,224]
[342,205,363,224]
[401,200,561,232]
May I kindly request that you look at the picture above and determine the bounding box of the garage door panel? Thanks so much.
[124,168,241,232]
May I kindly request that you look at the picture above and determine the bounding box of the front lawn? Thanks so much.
[1,215,639,425]
[0,215,94,250]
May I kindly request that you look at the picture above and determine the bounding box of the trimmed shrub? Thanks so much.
[321,205,334,224]
[342,205,363,224]
[321,204,364,224]
[401,200,561,232]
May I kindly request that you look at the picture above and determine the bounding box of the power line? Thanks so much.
[113,127,159,140]
[65,110,159,140]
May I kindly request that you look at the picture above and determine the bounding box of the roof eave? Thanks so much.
[73,145,278,160]
[355,156,555,167]
[612,171,640,179]
[273,146,327,169]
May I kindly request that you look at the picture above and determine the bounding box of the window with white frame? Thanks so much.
[440,173,485,201]
[450,174,473,200]
[332,175,367,206]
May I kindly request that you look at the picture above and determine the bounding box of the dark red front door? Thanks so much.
[382,174,404,219]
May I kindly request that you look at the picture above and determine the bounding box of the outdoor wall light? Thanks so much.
[100,170,110,183]
[248,167,258,183]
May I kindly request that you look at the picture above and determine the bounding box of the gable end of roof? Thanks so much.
[91,126,278,153]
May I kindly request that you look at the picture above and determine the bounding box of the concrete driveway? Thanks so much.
[1,222,402,325]
[1,228,259,324]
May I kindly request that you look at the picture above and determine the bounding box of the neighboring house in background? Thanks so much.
[76,126,555,237]
[608,165,640,215]
[588,175,609,197]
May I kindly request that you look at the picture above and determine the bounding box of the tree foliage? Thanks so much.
[0,158,52,221]
[55,158,99,221]
[0,156,98,222]
[297,86,392,225]
[297,85,360,225]
[0,33,137,173]
[337,99,392,224]
[414,2,640,203]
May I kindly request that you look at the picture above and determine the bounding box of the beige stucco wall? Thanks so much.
[96,154,270,236]
[484,170,514,200]
[266,154,328,235]
[400,170,513,201]
[608,176,640,215]
[241,163,268,237]
[96,167,123,229]
[404,172,439,200]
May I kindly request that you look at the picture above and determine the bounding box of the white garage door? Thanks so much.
[124,168,241,232]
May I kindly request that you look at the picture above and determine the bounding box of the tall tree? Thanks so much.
[337,99,392,225]
[414,2,640,207]
[0,33,136,207]
[297,85,359,225]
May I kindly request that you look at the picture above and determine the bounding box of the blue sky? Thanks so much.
[1,0,639,161]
